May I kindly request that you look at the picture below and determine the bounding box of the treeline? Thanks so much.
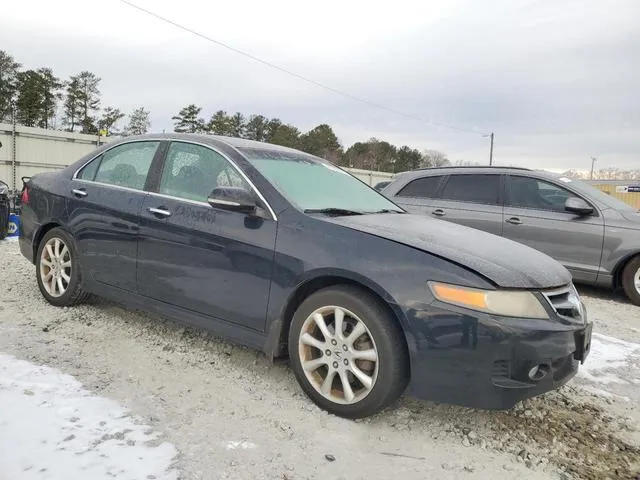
[1,49,451,172]
[562,168,640,181]
[171,104,451,171]
[0,50,150,136]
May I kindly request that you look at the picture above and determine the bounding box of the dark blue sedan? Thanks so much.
[19,134,592,418]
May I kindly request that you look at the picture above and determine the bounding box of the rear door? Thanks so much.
[503,174,604,283]
[136,141,277,332]
[430,173,505,235]
[67,140,163,291]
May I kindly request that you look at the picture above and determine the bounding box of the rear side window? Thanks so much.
[440,174,500,205]
[397,175,444,198]
[80,141,159,190]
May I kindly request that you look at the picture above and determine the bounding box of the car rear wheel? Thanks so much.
[288,286,409,419]
[36,228,88,307]
[621,256,640,306]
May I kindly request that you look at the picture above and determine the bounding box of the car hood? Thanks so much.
[326,213,571,289]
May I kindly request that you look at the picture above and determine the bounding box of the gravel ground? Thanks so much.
[1,239,639,480]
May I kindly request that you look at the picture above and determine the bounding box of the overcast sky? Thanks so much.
[2,0,639,170]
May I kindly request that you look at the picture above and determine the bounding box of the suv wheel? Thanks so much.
[621,256,640,306]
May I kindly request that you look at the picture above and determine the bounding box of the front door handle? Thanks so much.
[72,188,88,197]
[506,217,522,225]
[148,207,171,218]
[432,209,446,217]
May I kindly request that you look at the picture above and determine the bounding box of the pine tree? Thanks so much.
[172,104,205,133]
[36,68,62,129]
[98,106,125,136]
[0,51,21,122]
[125,107,151,136]
[207,110,231,135]
[63,77,83,132]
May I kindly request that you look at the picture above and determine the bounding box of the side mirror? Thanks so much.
[207,186,257,215]
[565,197,593,216]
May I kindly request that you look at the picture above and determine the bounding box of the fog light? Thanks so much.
[528,364,550,381]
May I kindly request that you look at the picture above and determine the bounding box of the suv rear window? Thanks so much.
[397,175,444,198]
[440,174,500,205]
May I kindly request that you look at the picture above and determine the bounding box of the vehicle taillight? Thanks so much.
[21,187,29,205]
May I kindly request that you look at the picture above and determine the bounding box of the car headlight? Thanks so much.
[428,282,549,319]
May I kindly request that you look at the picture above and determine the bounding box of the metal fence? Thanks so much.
[587,180,640,209]
[0,122,111,192]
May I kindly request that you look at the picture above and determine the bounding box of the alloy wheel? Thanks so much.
[298,305,379,405]
[40,237,72,298]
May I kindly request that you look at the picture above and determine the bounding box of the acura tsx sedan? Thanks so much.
[19,134,592,418]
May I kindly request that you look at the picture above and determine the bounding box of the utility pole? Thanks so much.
[484,132,495,165]
[590,156,597,180]
[489,132,494,165]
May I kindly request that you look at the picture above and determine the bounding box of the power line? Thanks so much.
[117,0,488,136]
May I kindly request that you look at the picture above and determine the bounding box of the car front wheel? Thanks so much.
[288,286,409,419]
[36,228,88,307]
[622,256,640,306]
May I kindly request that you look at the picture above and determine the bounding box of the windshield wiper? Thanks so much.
[369,209,404,214]
[304,208,364,216]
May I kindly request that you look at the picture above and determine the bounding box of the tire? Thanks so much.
[621,256,640,306]
[35,228,89,307]
[288,286,409,419]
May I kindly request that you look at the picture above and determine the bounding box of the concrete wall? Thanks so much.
[0,122,112,191]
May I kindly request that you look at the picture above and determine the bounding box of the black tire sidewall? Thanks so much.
[288,286,408,418]
[622,257,640,306]
[35,228,82,307]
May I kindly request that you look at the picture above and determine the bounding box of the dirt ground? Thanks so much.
[1,238,639,480]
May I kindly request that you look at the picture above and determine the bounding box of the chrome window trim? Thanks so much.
[71,138,278,221]
[72,178,148,195]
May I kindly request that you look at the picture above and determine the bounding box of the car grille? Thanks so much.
[541,284,584,323]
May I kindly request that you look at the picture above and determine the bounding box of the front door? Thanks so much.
[136,141,277,332]
[503,175,604,283]
[66,140,162,291]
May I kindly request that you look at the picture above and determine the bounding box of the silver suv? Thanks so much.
[383,166,640,305]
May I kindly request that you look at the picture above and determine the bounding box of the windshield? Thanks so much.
[555,176,637,211]
[240,148,403,213]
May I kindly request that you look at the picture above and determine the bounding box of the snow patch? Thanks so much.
[224,440,257,450]
[579,333,640,385]
[0,354,179,480]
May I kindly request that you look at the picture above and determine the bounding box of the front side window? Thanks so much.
[79,141,159,190]
[440,174,500,205]
[397,175,444,198]
[240,148,403,213]
[508,176,580,212]
[159,142,248,202]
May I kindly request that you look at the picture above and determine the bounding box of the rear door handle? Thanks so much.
[148,207,171,218]
[506,217,522,225]
[432,209,446,217]
[71,188,87,197]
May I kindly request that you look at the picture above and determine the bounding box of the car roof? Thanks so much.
[394,165,563,181]
[115,133,304,154]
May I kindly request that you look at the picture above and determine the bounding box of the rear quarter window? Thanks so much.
[397,175,444,198]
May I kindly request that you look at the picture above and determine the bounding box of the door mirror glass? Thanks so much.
[565,197,593,215]
[208,186,257,214]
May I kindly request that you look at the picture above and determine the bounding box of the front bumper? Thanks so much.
[406,303,592,410]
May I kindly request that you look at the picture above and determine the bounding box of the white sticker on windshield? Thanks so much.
[558,177,572,183]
